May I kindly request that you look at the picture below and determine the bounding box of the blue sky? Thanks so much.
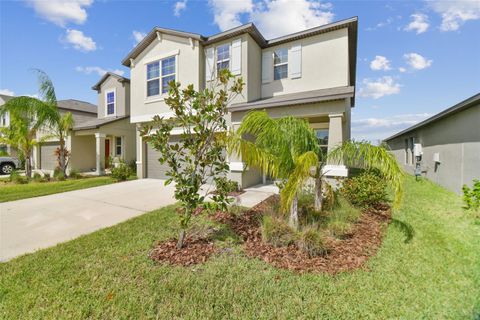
[1,0,479,141]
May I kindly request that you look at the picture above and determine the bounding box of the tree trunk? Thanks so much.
[314,175,323,212]
[25,155,32,178]
[289,195,299,230]
[176,229,186,249]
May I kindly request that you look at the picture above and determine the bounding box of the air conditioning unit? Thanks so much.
[433,152,440,163]
[414,143,423,157]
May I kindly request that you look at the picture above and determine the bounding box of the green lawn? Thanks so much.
[0,176,119,202]
[1,176,479,319]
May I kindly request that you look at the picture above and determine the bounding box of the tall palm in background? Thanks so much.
[36,70,75,175]
[0,96,57,177]
[229,110,404,230]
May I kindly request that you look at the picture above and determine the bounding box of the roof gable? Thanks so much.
[92,72,130,91]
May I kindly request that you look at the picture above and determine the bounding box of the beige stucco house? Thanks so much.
[0,93,15,156]
[385,93,480,193]
[121,17,358,187]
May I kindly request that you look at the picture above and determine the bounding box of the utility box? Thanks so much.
[414,143,423,157]
[433,152,440,163]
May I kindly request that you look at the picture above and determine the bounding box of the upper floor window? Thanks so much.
[146,55,176,97]
[273,48,288,80]
[106,90,115,115]
[216,44,230,74]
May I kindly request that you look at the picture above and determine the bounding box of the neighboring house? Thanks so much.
[121,17,358,187]
[68,72,136,174]
[385,93,480,193]
[0,94,15,156]
[33,99,98,171]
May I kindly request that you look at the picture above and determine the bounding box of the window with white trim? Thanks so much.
[115,136,122,156]
[273,48,288,80]
[106,90,115,115]
[146,55,176,97]
[216,44,230,75]
[314,129,329,156]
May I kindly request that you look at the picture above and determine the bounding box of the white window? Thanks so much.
[105,90,115,116]
[273,48,288,80]
[315,129,329,156]
[216,44,230,75]
[146,55,176,97]
[115,136,122,156]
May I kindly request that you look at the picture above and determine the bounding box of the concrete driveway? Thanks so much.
[0,179,176,262]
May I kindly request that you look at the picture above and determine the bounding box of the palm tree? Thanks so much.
[35,69,74,175]
[0,96,57,177]
[229,111,404,229]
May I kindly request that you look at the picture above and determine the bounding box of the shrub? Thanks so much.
[43,172,51,181]
[215,177,240,193]
[69,169,81,179]
[111,161,132,181]
[340,171,389,208]
[53,167,66,181]
[296,226,327,257]
[462,179,480,210]
[10,170,28,184]
[261,215,296,247]
[32,172,43,182]
[327,220,352,238]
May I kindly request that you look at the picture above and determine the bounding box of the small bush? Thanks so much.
[340,171,389,208]
[33,172,43,182]
[261,215,296,247]
[296,226,327,257]
[53,167,66,181]
[327,220,352,238]
[10,170,28,184]
[111,161,132,181]
[43,172,51,181]
[69,169,81,179]
[215,177,241,193]
[462,179,480,211]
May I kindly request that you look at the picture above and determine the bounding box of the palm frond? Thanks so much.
[280,151,318,212]
[33,69,57,106]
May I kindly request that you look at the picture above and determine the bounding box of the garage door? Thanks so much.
[40,142,59,170]
[146,144,170,179]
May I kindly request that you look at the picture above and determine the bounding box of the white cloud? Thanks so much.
[403,52,432,70]
[358,76,401,99]
[132,30,147,45]
[404,13,429,34]
[0,89,15,96]
[250,0,334,38]
[429,0,480,31]
[208,0,334,39]
[209,0,253,31]
[398,67,407,73]
[75,66,124,77]
[370,55,392,71]
[174,0,187,16]
[352,113,431,141]
[26,0,93,27]
[64,29,96,51]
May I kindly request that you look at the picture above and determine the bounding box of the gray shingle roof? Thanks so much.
[57,99,97,114]
[92,72,130,91]
[228,86,355,112]
[73,115,129,130]
[384,92,480,141]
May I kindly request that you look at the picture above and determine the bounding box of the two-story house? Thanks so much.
[121,17,357,188]
[0,93,15,156]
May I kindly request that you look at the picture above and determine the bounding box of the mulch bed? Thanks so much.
[150,195,391,273]
[212,196,392,274]
[150,238,217,266]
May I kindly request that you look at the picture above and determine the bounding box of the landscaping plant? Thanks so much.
[340,171,389,208]
[111,160,132,181]
[462,179,480,210]
[141,70,244,248]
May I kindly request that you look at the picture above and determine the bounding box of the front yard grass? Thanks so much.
[1,176,479,319]
[0,176,120,202]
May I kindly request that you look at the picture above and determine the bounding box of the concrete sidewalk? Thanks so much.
[0,179,176,262]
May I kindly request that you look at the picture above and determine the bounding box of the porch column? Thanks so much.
[324,113,348,177]
[95,133,106,175]
[135,124,146,179]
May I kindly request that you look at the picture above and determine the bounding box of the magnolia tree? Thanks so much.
[141,70,244,248]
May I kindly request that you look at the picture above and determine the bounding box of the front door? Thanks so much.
[105,139,110,168]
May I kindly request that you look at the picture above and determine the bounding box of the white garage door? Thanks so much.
[40,142,59,170]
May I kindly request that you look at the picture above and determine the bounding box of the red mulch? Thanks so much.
[149,238,217,266]
[151,195,391,273]
[212,196,392,274]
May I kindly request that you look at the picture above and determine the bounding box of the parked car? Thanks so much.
[0,156,21,174]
